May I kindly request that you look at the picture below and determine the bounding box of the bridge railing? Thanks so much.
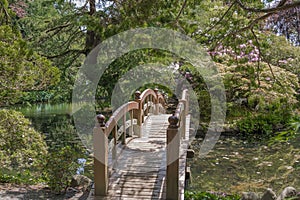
[93,88,166,196]
[166,89,189,200]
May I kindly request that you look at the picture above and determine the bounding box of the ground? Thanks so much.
[0,184,85,200]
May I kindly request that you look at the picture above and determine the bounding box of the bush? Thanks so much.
[0,109,47,183]
[236,100,293,140]
[45,146,81,193]
[44,120,86,193]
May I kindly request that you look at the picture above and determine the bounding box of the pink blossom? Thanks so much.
[239,44,247,48]
[278,60,287,64]
[265,77,271,81]
[251,57,259,62]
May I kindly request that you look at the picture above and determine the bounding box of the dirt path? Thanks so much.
[0,184,84,200]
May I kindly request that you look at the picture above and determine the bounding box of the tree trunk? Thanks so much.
[85,0,99,55]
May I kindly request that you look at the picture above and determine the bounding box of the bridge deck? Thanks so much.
[90,114,190,200]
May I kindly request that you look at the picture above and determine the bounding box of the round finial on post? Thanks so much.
[168,114,179,128]
[96,114,106,127]
[135,91,141,100]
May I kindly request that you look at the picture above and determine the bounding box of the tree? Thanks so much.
[12,0,300,110]
[0,24,60,105]
[0,0,60,105]
[265,0,300,45]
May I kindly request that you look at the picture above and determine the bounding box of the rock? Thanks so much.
[261,188,277,200]
[70,175,92,191]
[277,187,297,200]
[241,192,259,200]
[64,187,79,198]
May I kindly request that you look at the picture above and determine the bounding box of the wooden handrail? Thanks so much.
[105,101,139,135]
[140,88,157,103]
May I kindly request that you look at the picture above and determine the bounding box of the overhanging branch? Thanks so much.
[236,0,300,13]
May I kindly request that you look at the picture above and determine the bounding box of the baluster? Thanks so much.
[113,125,117,145]
[180,100,187,139]
[154,88,159,115]
[152,95,154,113]
[133,91,142,137]
[130,110,134,136]
[122,114,126,144]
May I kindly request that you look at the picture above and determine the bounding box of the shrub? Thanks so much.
[44,120,86,193]
[236,100,293,140]
[0,109,47,183]
[45,146,81,194]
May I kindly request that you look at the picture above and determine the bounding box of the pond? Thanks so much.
[188,136,300,194]
[12,103,90,174]
[13,103,74,132]
[12,103,300,194]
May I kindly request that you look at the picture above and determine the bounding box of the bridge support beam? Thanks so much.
[94,115,108,196]
[166,114,180,200]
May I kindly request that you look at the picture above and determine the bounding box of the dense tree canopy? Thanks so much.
[0,0,60,105]
[4,0,299,103]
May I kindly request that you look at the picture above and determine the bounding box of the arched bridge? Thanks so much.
[90,88,191,200]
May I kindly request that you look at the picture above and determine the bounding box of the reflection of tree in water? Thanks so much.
[28,114,85,154]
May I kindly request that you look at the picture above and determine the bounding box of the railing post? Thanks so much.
[93,114,108,196]
[185,91,189,116]
[154,88,159,115]
[133,91,142,137]
[180,100,187,139]
[166,114,180,200]
[129,110,134,136]
[144,96,149,117]
[122,115,126,144]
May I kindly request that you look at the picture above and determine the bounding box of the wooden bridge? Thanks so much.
[89,88,191,200]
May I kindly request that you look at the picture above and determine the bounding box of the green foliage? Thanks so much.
[46,118,85,153]
[185,191,240,200]
[44,119,86,193]
[0,109,47,183]
[0,25,60,105]
[236,100,293,139]
[45,146,81,194]
[261,34,300,75]
[269,115,300,144]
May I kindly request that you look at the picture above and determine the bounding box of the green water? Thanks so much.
[13,103,74,117]
[188,136,300,194]
[10,103,73,132]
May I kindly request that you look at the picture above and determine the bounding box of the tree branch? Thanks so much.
[0,1,11,24]
[41,49,85,59]
[176,0,187,21]
[236,0,300,13]
[251,28,261,87]
[46,23,72,33]
[210,12,273,50]
[201,1,236,36]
